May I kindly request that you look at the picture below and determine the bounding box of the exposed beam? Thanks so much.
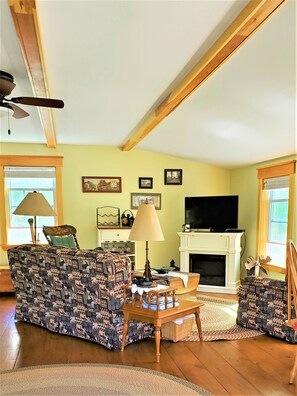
[122,0,287,151]
[8,0,57,148]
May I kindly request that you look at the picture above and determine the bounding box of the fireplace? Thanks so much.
[190,254,226,286]
[178,232,243,294]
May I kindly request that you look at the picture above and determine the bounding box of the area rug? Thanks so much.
[0,363,212,395]
[182,295,263,342]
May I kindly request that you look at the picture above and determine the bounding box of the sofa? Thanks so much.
[7,244,153,349]
[236,276,297,343]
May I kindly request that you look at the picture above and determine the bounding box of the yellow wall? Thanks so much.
[230,154,297,279]
[0,143,231,267]
[2,143,295,279]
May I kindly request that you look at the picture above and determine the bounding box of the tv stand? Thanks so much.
[178,232,243,294]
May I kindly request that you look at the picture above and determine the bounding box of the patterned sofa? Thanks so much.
[7,244,153,349]
[236,276,297,343]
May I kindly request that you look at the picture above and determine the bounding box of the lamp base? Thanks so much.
[143,259,152,281]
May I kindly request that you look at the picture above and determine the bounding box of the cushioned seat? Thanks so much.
[43,224,79,249]
[236,276,296,344]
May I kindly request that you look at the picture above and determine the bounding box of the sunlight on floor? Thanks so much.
[222,306,237,319]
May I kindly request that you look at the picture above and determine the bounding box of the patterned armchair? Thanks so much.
[8,244,153,349]
[236,276,297,343]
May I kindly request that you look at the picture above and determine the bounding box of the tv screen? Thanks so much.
[185,195,238,232]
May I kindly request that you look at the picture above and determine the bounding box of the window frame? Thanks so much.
[256,160,296,273]
[0,155,64,250]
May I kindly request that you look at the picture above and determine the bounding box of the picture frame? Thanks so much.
[131,193,161,210]
[164,169,183,185]
[139,177,153,189]
[82,176,122,193]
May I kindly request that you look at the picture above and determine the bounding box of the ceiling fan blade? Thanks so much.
[10,103,30,119]
[0,79,16,97]
[10,96,64,108]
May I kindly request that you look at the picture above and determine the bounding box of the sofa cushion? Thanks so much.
[50,234,76,248]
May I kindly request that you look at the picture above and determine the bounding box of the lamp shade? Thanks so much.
[129,203,164,241]
[13,191,56,217]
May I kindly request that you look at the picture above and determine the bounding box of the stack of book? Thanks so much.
[142,295,179,311]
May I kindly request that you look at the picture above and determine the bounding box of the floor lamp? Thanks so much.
[129,203,164,281]
[13,191,56,244]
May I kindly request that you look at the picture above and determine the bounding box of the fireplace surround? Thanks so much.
[178,232,243,294]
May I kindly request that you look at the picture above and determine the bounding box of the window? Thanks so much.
[5,166,57,244]
[257,160,295,270]
[0,155,63,249]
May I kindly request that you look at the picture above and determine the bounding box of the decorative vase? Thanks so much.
[254,264,260,277]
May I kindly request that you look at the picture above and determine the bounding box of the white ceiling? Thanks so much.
[0,0,296,169]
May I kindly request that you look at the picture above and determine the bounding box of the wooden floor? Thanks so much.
[0,295,296,395]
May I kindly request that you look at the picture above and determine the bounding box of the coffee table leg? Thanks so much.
[195,308,203,341]
[121,313,130,352]
[155,325,161,363]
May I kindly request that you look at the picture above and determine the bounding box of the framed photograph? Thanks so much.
[82,176,122,193]
[131,193,161,210]
[139,177,153,189]
[164,169,183,185]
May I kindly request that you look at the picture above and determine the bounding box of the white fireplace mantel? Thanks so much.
[178,232,243,294]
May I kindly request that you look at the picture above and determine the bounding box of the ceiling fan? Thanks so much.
[0,70,64,119]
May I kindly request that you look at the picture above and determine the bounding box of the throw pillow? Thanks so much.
[50,235,76,248]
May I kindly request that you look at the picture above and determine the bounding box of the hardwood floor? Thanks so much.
[0,295,296,395]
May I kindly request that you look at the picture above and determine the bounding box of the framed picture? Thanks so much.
[164,169,183,185]
[82,176,122,193]
[131,193,161,210]
[139,177,153,189]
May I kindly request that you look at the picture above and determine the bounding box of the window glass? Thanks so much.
[5,166,56,244]
[266,188,289,264]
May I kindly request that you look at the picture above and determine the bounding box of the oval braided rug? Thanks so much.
[182,295,263,342]
[0,364,212,395]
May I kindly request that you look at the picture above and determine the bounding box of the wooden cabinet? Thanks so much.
[97,228,136,269]
[0,269,14,294]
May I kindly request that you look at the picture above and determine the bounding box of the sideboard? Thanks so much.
[97,227,136,269]
[178,232,243,294]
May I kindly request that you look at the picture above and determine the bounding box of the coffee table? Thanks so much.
[121,285,204,362]
[132,271,200,296]
[154,272,200,296]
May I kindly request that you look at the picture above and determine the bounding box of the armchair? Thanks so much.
[286,240,297,384]
[236,276,296,344]
[43,224,80,249]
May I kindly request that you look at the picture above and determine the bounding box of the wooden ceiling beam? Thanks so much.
[122,0,287,151]
[8,0,57,148]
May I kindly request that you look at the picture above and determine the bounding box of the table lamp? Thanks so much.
[13,191,56,244]
[129,202,164,280]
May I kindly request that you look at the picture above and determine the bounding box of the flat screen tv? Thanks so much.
[185,195,238,232]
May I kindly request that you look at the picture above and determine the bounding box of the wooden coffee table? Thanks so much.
[121,286,204,362]
[132,271,200,296]
[153,272,200,296]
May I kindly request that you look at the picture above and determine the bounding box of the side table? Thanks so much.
[0,269,14,294]
[121,285,204,362]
